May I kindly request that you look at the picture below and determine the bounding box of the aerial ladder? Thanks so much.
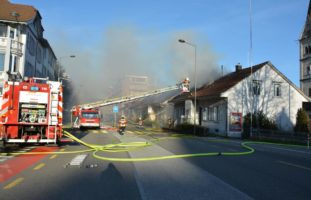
[71,78,190,129]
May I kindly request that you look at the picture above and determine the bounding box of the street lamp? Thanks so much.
[178,39,197,135]
[58,55,75,81]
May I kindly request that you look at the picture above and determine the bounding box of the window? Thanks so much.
[82,112,99,119]
[24,61,34,77]
[27,35,35,56]
[208,106,219,121]
[0,24,7,37]
[9,29,15,39]
[213,107,219,121]
[202,107,208,121]
[13,56,19,72]
[0,53,4,71]
[309,88,311,97]
[274,83,281,97]
[307,66,311,75]
[252,80,261,95]
[42,66,46,77]
[36,46,42,63]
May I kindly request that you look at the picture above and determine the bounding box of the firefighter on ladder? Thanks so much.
[182,77,190,92]
[118,115,127,135]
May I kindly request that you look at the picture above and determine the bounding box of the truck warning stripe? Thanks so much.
[0,146,58,183]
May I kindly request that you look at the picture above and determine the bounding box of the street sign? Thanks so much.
[113,105,119,113]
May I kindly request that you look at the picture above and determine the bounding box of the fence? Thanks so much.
[250,129,309,145]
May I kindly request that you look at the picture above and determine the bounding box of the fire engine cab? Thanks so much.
[0,77,63,146]
[71,106,100,129]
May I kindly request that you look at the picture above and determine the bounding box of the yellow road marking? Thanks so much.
[102,130,107,134]
[127,131,133,134]
[49,154,57,159]
[33,163,45,170]
[60,148,65,152]
[3,177,24,190]
[277,160,311,172]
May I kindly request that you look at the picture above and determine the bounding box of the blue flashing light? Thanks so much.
[30,86,39,91]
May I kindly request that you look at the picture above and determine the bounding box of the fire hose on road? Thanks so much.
[1,130,308,162]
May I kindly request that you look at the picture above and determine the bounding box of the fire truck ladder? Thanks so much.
[78,83,187,110]
[50,90,59,143]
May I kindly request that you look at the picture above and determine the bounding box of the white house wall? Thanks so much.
[200,100,227,136]
[222,64,308,137]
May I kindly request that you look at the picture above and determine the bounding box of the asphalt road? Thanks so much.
[0,126,311,200]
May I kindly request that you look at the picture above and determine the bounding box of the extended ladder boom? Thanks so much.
[79,85,180,109]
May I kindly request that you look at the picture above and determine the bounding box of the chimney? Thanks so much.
[235,63,242,72]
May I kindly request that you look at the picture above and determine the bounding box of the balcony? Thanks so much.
[0,37,23,56]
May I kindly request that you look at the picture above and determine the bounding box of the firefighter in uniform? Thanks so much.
[138,117,143,128]
[182,77,190,92]
[118,115,127,134]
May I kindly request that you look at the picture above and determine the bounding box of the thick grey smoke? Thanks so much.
[54,25,221,105]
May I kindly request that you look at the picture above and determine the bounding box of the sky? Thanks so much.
[12,0,310,101]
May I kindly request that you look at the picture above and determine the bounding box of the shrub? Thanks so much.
[294,108,309,133]
[243,111,277,138]
[175,123,208,136]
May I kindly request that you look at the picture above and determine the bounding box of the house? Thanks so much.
[170,61,309,138]
[0,0,57,86]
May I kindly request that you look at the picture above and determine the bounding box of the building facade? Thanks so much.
[0,0,56,94]
[171,62,309,138]
[300,1,311,97]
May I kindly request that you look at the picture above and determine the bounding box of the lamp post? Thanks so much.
[58,55,75,81]
[178,39,197,135]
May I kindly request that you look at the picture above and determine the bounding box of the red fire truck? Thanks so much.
[71,106,100,129]
[0,77,63,146]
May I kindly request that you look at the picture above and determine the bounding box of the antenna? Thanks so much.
[249,0,253,137]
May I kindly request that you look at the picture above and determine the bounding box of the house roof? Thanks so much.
[0,0,37,23]
[169,92,193,103]
[195,61,268,98]
[171,61,309,103]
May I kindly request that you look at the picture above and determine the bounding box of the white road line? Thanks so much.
[277,160,311,172]
[68,154,88,166]
[256,145,311,155]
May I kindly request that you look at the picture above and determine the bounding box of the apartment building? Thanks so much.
[0,0,56,94]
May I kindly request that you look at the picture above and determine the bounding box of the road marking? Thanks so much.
[102,130,107,134]
[0,156,13,162]
[3,177,24,190]
[68,154,87,166]
[127,131,133,134]
[49,154,57,159]
[258,145,311,155]
[277,160,311,172]
[60,148,65,152]
[33,163,45,170]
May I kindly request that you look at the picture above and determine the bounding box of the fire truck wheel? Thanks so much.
[0,140,6,150]
[56,137,62,147]
[18,143,26,148]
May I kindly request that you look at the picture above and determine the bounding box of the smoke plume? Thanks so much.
[53,25,221,105]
